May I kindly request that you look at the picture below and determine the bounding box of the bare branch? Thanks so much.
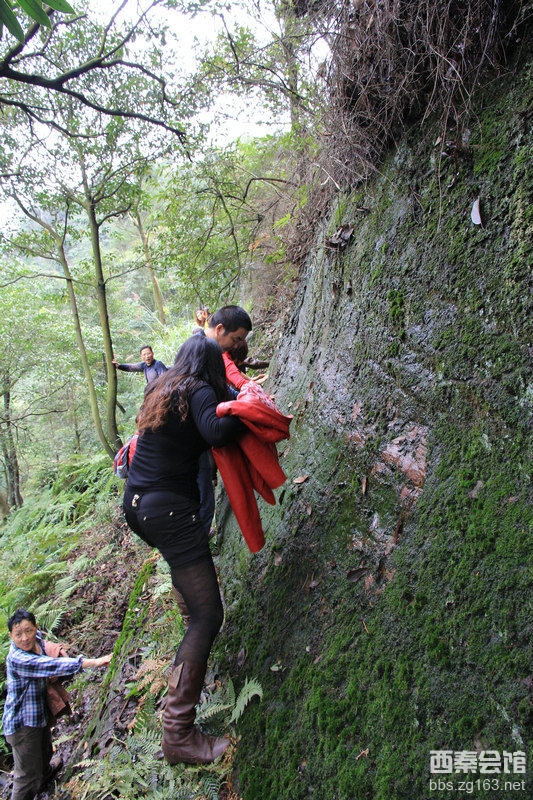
[0,1,189,148]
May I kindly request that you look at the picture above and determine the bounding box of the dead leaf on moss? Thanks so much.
[469,480,483,499]
[294,475,309,484]
[347,567,370,583]
[326,223,354,250]
[471,197,483,226]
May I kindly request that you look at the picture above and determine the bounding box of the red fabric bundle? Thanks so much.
[213,383,292,552]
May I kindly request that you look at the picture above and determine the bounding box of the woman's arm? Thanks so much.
[190,384,244,447]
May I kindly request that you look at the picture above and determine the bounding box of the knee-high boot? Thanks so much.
[172,586,191,629]
[162,661,230,765]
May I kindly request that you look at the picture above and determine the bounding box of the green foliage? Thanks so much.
[152,138,288,308]
[0,0,74,43]
[0,453,121,756]
[229,677,263,723]
[200,774,223,800]
[0,455,116,620]
[190,5,324,131]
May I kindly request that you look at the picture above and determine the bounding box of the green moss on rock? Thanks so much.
[215,45,533,800]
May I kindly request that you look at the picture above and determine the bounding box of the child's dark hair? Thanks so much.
[8,608,36,632]
[229,340,249,367]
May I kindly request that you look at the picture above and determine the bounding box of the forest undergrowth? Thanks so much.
[0,458,261,800]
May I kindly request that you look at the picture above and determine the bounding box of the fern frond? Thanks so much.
[71,553,91,573]
[129,728,161,758]
[229,677,263,723]
[34,600,66,633]
[196,700,233,722]
[200,774,221,800]
[54,573,82,599]
[130,656,167,698]
[225,677,235,706]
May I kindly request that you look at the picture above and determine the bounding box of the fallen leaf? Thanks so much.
[347,567,370,583]
[471,197,483,226]
[274,552,283,566]
[326,223,354,250]
[469,480,484,499]
[294,475,309,484]
[393,515,403,543]
[364,573,375,591]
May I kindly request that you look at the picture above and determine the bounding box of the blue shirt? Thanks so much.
[117,359,168,384]
[2,633,83,734]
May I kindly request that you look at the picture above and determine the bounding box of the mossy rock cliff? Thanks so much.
[214,47,533,800]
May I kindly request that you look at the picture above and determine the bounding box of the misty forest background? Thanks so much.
[1,1,532,799]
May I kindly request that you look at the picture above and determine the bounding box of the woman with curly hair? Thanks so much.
[123,335,244,765]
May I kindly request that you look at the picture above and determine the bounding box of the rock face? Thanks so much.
[217,49,533,799]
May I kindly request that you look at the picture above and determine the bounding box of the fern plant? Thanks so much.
[200,774,223,800]
[195,676,263,725]
[229,677,263,723]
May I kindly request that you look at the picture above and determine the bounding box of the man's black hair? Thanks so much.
[8,608,36,632]
[139,345,154,354]
[208,305,252,333]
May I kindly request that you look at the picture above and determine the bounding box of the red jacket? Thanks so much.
[213,383,292,552]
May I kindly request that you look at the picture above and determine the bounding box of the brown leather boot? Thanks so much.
[172,586,191,629]
[162,661,230,765]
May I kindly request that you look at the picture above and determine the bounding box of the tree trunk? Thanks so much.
[57,243,115,458]
[0,386,24,509]
[79,153,121,452]
[85,197,121,451]
[7,190,117,457]
[132,208,167,327]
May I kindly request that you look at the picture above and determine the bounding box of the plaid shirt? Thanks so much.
[2,632,83,735]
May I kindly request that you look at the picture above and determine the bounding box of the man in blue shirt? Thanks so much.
[3,608,112,800]
[113,345,168,385]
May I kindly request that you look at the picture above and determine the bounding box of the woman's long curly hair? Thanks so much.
[137,336,228,433]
